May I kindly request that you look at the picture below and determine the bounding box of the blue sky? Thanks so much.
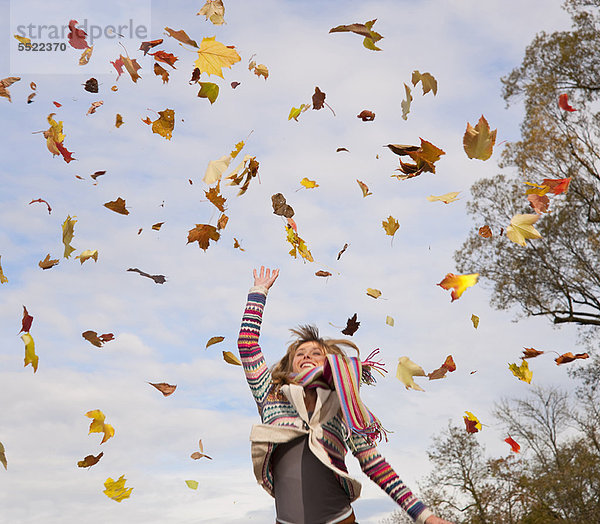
[0,1,583,522]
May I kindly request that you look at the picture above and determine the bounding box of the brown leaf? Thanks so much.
[148,382,177,396]
[336,243,349,260]
[150,50,178,68]
[91,171,106,180]
[20,306,33,334]
[127,267,167,284]
[82,330,114,348]
[154,63,170,84]
[104,197,129,215]
[77,452,104,468]
[271,193,295,218]
[555,352,589,365]
[427,367,448,380]
[206,336,225,348]
[528,194,550,214]
[86,101,103,115]
[83,78,98,93]
[357,110,375,121]
[139,38,163,55]
[187,224,220,250]
[342,313,360,335]
[356,180,372,197]
[164,27,198,48]
[521,347,544,359]
[152,222,164,231]
[39,254,59,270]
[217,213,229,230]
[189,68,201,84]
[0,77,21,102]
[205,182,227,212]
[478,225,492,238]
[233,238,245,251]
[315,270,332,278]
[312,86,326,110]
[27,92,36,104]
[231,81,240,89]
[336,147,349,153]
[29,198,52,214]
[223,350,242,366]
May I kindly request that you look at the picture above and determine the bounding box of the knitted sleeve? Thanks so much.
[349,434,433,524]
[237,286,272,410]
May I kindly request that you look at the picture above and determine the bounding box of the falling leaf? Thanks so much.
[86,409,115,444]
[121,55,142,82]
[427,366,448,380]
[0,256,7,283]
[386,315,394,327]
[39,254,59,270]
[14,34,31,44]
[366,288,382,299]
[471,314,479,329]
[205,182,227,211]
[104,198,129,215]
[191,439,212,460]
[390,139,445,180]
[428,355,455,381]
[249,61,269,79]
[285,225,313,262]
[443,355,456,372]
[356,180,372,197]
[357,109,375,121]
[288,104,309,121]
[197,0,225,25]
[524,181,550,196]
[300,177,319,188]
[542,177,571,195]
[139,38,163,55]
[148,382,177,396]
[382,216,399,237]
[223,350,242,366]
[312,86,326,109]
[115,114,124,127]
[204,154,232,184]
[29,198,52,214]
[82,331,114,348]
[148,108,175,140]
[464,411,482,433]
[411,70,438,95]
[337,243,349,260]
[522,347,544,359]
[506,214,542,246]
[315,270,332,278]
[463,115,497,161]
[558,93,576,112]
[217,213,229,230]
[478,225,492,238]
[231,81,240,89]
[22,333,38,372]
[233,238,245,251]
[0,77,20,102]
[104,475,133,502]
[79,46,93,65]
[77,452,104,468]
[44,114,75,163]
[437,273,479,302]
[342,313,360,336]
[86,101,104,115]
[527,194,550,214]
[272,193,295,218]
[198,82,219,104]
[164,27,198,48]
[185,480,199,490]
[206,336,225,348]
[83,78,98,93]
[336,147,349,153]
[194,37,240,78]
[150,50,178,68]
[226,155,259,195]
[555,352,589,365]
[504,436,520,453]
[127,268,166,284]
[0,442,7,470]
[20,306,33,334]
[68,20,89,49]
[154,63,170,83]
[27,92,36,104]
[91,170,106,180]
[187,224,220,251]
[152,222,164,231]
[62,215,77,258]
[401,83,412,120]
[329,19,383,51]
[508,360,533,384]
[111,56,125,78]
[427,192,460,204]
[396,356,426,391]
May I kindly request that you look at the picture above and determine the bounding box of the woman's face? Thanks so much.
[292,341,326,373]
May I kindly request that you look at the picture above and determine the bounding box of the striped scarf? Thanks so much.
[290,351,388,443]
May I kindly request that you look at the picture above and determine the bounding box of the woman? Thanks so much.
[238,266,453,524]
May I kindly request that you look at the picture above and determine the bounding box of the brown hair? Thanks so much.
[270,324,360,385]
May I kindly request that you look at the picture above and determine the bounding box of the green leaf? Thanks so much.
[198,82,219,104]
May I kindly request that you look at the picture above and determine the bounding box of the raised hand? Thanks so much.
[253,266,280,290]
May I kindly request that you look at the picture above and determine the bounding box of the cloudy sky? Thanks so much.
[0,0,583,522]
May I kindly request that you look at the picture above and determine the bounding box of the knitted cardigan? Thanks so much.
[238,287,433,524]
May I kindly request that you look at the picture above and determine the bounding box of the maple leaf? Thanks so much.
[223,350,242,365]
[300,177,319,189]
[22,333,38,372]
[20,306,33,334]
[86,409,115,444]
[0,442,6,470]
[44,114,75,163]
[148,382,177,396]
[149,109,175,140]
[164,27,198,48]
[508,360,533,384]
[110,56,124,78]
[329,19,383,51]
[382,216,399,237]
[154,63,170,84]
[104,198,129,215]
[197,0,225,25]
[206,336,225,348]
[506,214,542,246]
[77,452,103,468]
[478,225,492,238]
[411,70,438,95]
[555,352,589,365]
[205,182,227,211]
[337,243,349,260]
[390,139,446,180]
[357,109,375,121]
[272,193,295,218]
[83,78,98,93]
[285,224,313,262]
[288,104,309,121]
[542,177,572,195]
[127,268,166,284]
[401,83,412,120]
[191,439,212,460]
[29,198,51,214]
[187,224,220,250]
[342,313,360,335]
[139,38,163,55]
[0,77,20,102]
[356,180,372,197]
[79,46,93,65]
[198,82,219,104]
[62,215,77,258]
[226,155,259,195]
[463,116,497,160]
[121,55,142,82]
[82,330,114,348]
[150,50,178,68]
[464,411,482,433]
[366,288,382,299]
[558,93,576,111]
[39,254,59,270]
[522,347,544,359]
[194,36,240,78]
[396,356,426,391]
[504,436,521,453]
[386,316,394,327]
[471,314,479,329]
[104,475,133,502]
[185,480,199,490]
[437,273,479,302]
[527,194,549,214]
[67,20,89,49]
[427,192,460,204]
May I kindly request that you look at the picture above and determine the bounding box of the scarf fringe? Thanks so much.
[361,348,388,386]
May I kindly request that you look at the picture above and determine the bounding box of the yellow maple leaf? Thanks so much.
[197,0,225,25]
[396,356,426,391]
[508,360,533,384]
[151,109,175,140]
[194,36,240,78]
[230,141,245,159]
[22,333,38,373]
[62,215,77,258]
[104,475,133,502]
[0,255,8,283]
[427,191,460,204]
[382,216,399,237]
[285,225,313,262]
[86,409,115,444]
[437,273,479,302]
[76,249,98,264]
[300,177,319,188]
[506,214,542,246]
[463,115,497,161]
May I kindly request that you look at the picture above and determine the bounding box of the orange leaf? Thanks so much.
[149,50,178,68]
[437,273,479,301]
[542,177,571,195]
[77,452,104,468]
[205,182,227,211]
[478,225,492,238]
[104,197,129,215]
[522,347,544,359]
[187,224,220,250]
[148,382,177,396]
[504,436,520,453]
[357,109,375,121]
[555,352,589,365]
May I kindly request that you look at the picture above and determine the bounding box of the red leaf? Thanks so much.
[29,198,52,214]
[558,93,576,112]
[55,141,75,163]
[53,101,62,107]
[110,56,124,78]
[542,177,571,195]
[441,355,456,372]
[67,20,89,49]
[149,51,178,68]
[504,436,520,453]
[20,306,33,334]
[139,39,163,55]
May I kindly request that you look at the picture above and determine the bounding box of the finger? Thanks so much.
[253,269,257,279]
[260,266,265,278]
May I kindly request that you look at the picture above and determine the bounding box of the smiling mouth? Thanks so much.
[301,362,316,369]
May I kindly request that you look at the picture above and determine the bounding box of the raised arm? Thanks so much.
[237,266,280,411]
